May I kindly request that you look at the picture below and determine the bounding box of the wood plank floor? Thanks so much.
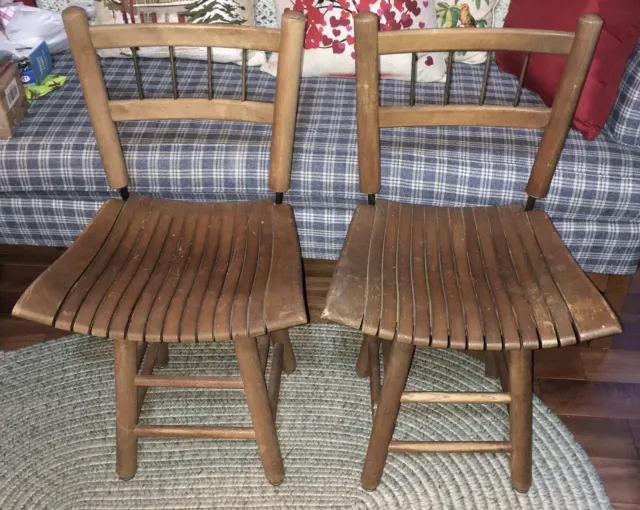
[1,247,639,506]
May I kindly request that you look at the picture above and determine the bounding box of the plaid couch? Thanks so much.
[1,47,639,274]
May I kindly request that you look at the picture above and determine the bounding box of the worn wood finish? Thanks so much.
[14,198,307,343]
[269,11,305,193]
[62,8,128,189]
[114,337,137,480]
[234,336,284,485]
[134,375,244,389]
[109,98,274,124]
[63,8,303,194]
[378,27,574,55]
[389,441,513,453]
[354,12,381,195]
[361,340,414,491]
[322,202,620,350]
[135,426,256,439]
[379,105,551,129]
[400,392,512,404]
[509,349,533,492]
[89,22,281,51]
[527,15,603,199]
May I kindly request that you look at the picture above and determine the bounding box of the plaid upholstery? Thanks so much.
[0,52,639,274]
[605,41,640,147]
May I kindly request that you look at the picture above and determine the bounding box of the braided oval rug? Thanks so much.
[1,324,610,509]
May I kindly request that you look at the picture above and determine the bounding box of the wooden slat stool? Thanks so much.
[323,13,621,493]
[12,8,307,485]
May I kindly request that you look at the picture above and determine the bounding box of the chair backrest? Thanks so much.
[354,12,602,201]
[62,7,305,195]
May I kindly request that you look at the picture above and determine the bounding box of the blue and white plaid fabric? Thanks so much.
[605,41,640,147]
[0,52,639,274]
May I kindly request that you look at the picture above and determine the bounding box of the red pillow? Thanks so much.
[495,0,640,141]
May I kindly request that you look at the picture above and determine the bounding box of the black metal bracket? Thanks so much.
[119,186,130,201]
[275,192,283,205]
[368,194,376,206]
[525,196,536,211]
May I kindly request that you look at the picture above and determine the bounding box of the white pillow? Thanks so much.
[261,0,446,82]
[93,0,266,65]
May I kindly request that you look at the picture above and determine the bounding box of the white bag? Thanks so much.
[0,4,69,54]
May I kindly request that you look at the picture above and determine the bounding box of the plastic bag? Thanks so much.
[0,4,69,54]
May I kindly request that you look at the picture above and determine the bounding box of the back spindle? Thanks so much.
[443,51,453,105]
[478,52,491,106]
[514,52,530,107]
[131,47,144,99]
[169,46,178,99]
[409,53,417,107]
[241,48,247,102]
[207,47,213,100]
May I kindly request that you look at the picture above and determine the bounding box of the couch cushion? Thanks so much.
[605,41,640,147]
[0,52,639,274]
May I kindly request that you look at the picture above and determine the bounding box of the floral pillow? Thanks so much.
[93,0,266,66]
[261,0,446,82]
[435,0,499,63]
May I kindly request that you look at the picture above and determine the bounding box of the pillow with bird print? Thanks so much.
[435,0,499,63]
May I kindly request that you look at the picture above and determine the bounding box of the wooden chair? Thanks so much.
[12,7,307,485]
[323,12,621,493]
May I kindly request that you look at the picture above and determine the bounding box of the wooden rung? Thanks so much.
[389,441,512,453]
[135,425,256,439]
[268,341,283,419]
[134,375,244,389]
[400,391,511,404]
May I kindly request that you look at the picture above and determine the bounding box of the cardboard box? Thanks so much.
[0,63,28,139]
[18,41,52,86]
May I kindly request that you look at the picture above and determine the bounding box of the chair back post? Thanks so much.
[63,7,129,190]
[355,12,381,196]
[269,10,306,194]
[526,14,602,199]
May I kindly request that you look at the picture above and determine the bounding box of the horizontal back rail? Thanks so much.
[378,28,574,56]
[109,98,274,124]
[379,105,551,129]
[89,24,281,52]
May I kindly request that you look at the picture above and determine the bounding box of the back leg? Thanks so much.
[270,329,296,374]
[356,334,375,377]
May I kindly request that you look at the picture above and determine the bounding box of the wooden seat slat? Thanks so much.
[511,207,576,346]
[528,210,622,341]
[396,203,414,344]
[362,202,386,336]
[449,208,483,350]
[55,196,144,331]
[498,206,557,348]
[438,208,466,349]
[410,205,430,347]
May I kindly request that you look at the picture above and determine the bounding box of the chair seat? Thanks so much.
[322,200,621,350]
[13,195,307,342]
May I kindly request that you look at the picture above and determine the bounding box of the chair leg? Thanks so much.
[508,349,533,493]
[155,342,169,368]
[234,336,284,485]
[356,334,373,377]
[361,340,415,491]
[114,337,138,480]
[484,352,498,379]
[270,329,296,374]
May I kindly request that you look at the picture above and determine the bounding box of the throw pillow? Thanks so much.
[434,0,499,63]
[261,0,446,82]
[93,0,266,66]
[496,0,640,141]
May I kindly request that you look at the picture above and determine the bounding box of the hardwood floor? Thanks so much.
[1,247,639,506]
